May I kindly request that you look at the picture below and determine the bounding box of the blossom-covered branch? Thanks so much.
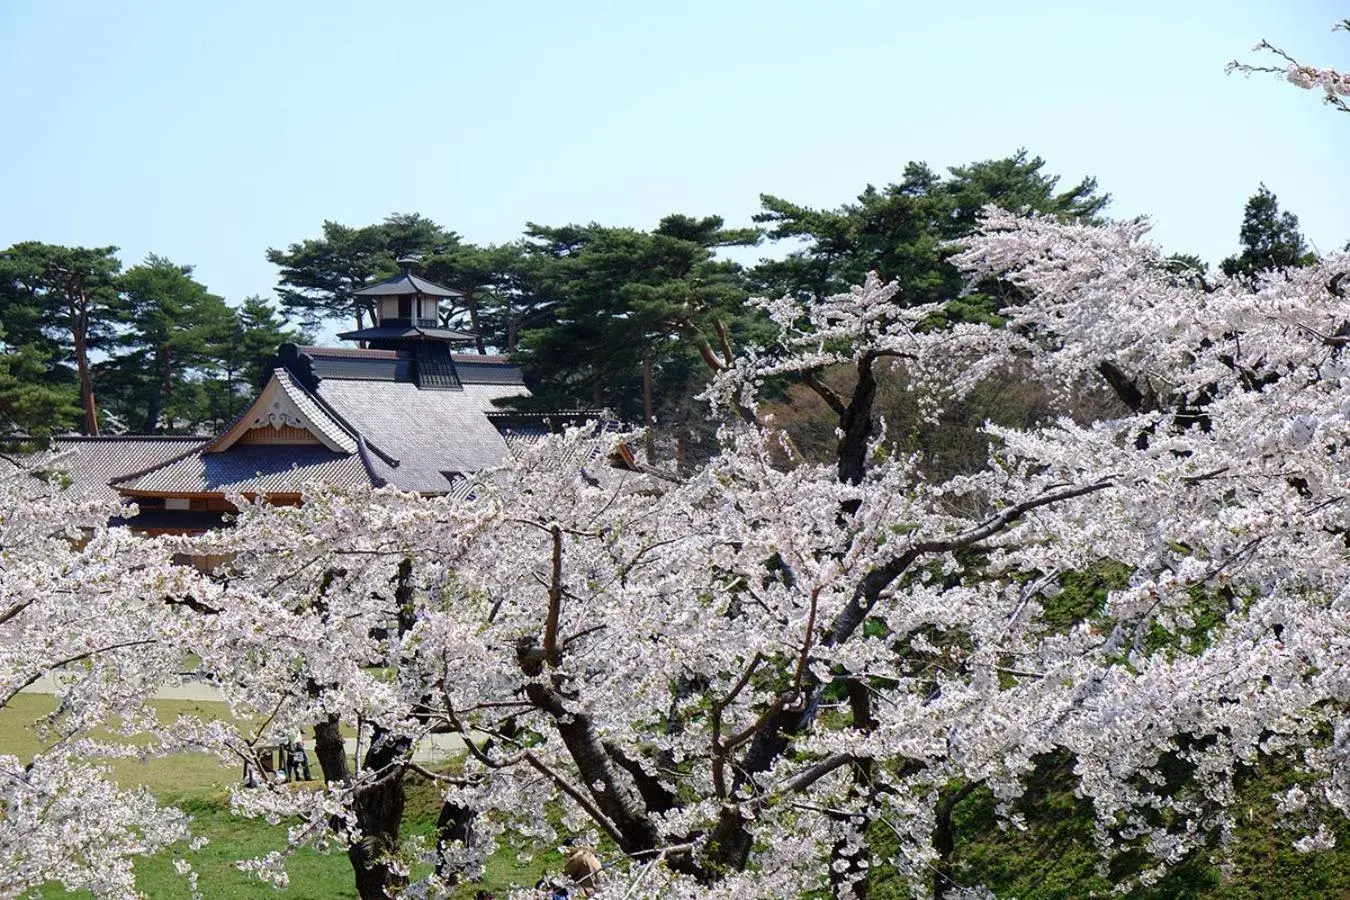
[1228,20,1350,114]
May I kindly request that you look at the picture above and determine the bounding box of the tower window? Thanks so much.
[398,297,412,319]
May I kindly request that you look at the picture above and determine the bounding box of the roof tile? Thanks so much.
[316,380,525,493]
[48,436,208,502]
[115,445,372,495]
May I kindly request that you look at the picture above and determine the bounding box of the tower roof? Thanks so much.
[352,271,463,298]
[336,324,477,344]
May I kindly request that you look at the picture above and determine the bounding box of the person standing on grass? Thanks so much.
[563,848,602,894]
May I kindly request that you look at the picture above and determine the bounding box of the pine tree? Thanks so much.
[753,150,1108,322]
[1220,185,1317,279]
[0,344,80,438]
[267,214,454,331]
[202,296,306,429]
[111,255,234,433]
[0,242,124,435]
[510,215,760,459]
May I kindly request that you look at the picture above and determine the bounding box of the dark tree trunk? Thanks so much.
[143,347,171,433]
[434,801,476,884]
[643,356,656,464]
[347,727,412,900]
[837,353,878,488]
[932,796,957,899]
[931,781,978,899]
[604,741,678,814]
[143,392,163,434]
[313,715,350,784]
[345,559,419,898]
[703,696,807,874]
[318,559,418,900]
[522,678,661,853]
[71,293,99,436]
[1096,359,1156,413]
[465,286,487,355]
[829,680,876,899]
[705,807,756,874]
[517,631,662,857]
[706,356,887,874]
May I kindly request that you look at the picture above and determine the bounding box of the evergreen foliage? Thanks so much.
[752,150,1109,322]
[1220,184,1318,278]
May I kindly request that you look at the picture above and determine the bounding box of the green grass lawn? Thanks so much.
[10,692,1348,897]
[1,694,243,795]
[36,783,557,900]
[4,693,555,899]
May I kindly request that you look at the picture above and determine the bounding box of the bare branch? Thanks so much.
[802,370,848,417]
[523,750,626,847]
[542,524,563,667]
[1,638,158,709]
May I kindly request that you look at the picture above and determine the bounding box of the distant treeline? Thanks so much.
[0,151,1317,451]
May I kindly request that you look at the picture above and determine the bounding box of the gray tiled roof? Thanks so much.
[306,352,409,382]
[412,343,462,390]
[352,272,463,298]
[113,444,373,495]
[315,380,524,493]
[48,436,208,502]
[105,341,533,500]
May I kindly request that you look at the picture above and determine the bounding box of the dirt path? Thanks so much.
[21,675,467,761]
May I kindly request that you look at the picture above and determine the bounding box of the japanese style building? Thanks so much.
[46,264,597,533]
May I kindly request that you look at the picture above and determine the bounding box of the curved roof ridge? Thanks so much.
[273,370,359,452]
[351,272,463,298]
[356,435,389,488]
[202,370,357,455]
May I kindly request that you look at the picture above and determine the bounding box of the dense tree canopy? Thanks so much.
[106,256,235,433]
[508,215,760,450]
[0,147,1336,469]
[257,152,1115,462]
[751,150,1109,322]
[0,242,124,435]
[267,213,476,333]
[207,295,307,424]
[0,245,305,437]
[0,343,80,438]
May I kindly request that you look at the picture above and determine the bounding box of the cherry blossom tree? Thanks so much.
[162,200,1350,900]
[0,453,208,899]
[946,208,1350,876]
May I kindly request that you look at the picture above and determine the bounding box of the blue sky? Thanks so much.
[1,1,1346,311]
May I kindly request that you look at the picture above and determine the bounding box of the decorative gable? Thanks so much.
[238,425,321,445]
[207,372,357,454]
